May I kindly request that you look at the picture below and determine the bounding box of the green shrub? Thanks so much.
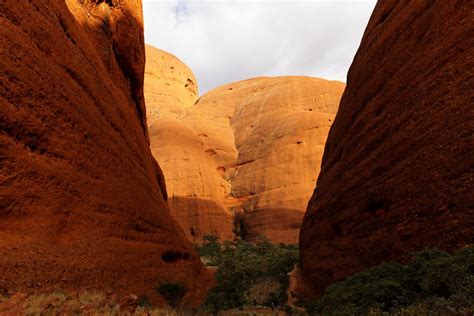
[156,282,186,307]
[197,235,299,312]
[137,295,152,309]
[197,234,221,260]
[308,245,474,315]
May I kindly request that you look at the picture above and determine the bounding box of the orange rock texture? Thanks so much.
[144,47,344,243]
[299,0,474,297]
[203,78,344,244]
[0,0,211,305]
[145,46,235,243]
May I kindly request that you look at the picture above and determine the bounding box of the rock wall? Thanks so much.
[299,0,474,297]
[0,0,211,305]
[203,78,344,244]
[144,51,344,243]
[145,46,235,242]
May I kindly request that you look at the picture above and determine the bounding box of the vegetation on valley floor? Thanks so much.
[196,235,473,315]
[306,245,474,315]
[196,234,299,314]
[0,237,472,315]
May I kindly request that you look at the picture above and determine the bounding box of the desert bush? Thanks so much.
[197,235,299,312]
[247,278,281,306]
[308,245,474,315]
[156,282,187,307]
[197,234,221,260]
[137,295,152,309]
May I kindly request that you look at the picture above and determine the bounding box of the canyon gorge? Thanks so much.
[144,45,345,244]
[0,0,472,312]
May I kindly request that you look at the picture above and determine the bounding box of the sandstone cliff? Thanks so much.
[0,0,211,305]
[299,0,474,297]
[145,46,236,242]
[196,78,344,244]
[144,49,344,243]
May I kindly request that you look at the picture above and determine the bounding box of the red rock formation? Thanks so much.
[144,56,344,243]
[217,77,344,244]
[145,46,235,242]
[299,0,474,298]
[0,0,211,306]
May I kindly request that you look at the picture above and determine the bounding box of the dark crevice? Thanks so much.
[235,159,255,168]
[111,43,148,141]
[161,251,190,263]
[233,214,248,240]
[153,160,168,200]
[184,78,195,89]
[58,17,76,45]
[332,222,342,237]
[1,120,47,156]
[90,0,117,7]
[364,194,390,214]
[376,6,392,26]
[205,149,217,156]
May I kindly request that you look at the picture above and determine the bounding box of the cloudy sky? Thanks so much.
[143,0,377,95]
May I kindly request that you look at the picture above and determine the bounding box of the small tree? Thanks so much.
[197,234,222,260]
[247,278,281,306]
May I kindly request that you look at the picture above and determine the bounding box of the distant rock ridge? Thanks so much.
[145,46,345,243]
[0,0,212,306]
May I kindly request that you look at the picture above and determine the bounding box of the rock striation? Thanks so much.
[200,78,344,244]
[299,0,474,297]
[144,49,344,243]
[0,0,211,305]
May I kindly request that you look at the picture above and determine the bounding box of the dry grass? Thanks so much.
[246,279,281,306]
[0,290,180,315]
[0,291,289,315]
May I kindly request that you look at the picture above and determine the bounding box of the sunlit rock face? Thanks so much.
[145,45,198,122]
[299,0,474,298]
[145,47,344,243]
[0,1,212,306]
[145,46,235,243]
[198,77,344,244]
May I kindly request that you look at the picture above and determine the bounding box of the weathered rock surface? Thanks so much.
[225,78,344,243]
[144,50,344,243]
[145,45,197,123]
[299,0,474,297]
[0,0,211,305]
[145,46,235,242]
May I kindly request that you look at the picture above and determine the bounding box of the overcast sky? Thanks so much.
[143,0,377,95]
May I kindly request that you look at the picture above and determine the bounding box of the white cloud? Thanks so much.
[143,0,377,94]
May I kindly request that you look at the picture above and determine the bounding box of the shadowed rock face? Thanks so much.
[299,0,474,298]
[144,48,345,244]
[0,0,211,305]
